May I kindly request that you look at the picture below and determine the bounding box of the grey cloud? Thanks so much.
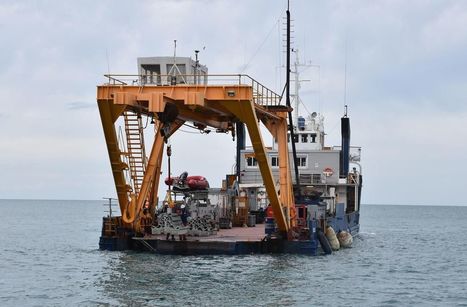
[0,0,466,205]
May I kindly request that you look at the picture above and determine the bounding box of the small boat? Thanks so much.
[164,172,209,191]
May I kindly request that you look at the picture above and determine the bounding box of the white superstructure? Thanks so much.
[237,53,362,216]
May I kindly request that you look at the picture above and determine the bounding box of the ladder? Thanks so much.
[123,111,147,195]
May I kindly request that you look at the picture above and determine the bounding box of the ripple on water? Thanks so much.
[2,202,467,306]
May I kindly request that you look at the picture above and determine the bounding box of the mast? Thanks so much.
[293,50,300,126]
[285,3,301,197]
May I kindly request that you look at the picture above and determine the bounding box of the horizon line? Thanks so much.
[0,198,466,207]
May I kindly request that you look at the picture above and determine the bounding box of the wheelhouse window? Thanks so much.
[312,174,321,183]
[246,157,257,167]
[271,156,279,167]
[310,133,317,143]
[295,156,307,168]
[301,134,308,143]
[287,134,299,143]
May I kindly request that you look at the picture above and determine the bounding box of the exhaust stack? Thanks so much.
[340,116,351,178]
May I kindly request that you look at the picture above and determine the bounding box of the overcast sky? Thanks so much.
[0,0,466,205]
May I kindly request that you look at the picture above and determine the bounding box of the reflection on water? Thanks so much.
[98,253,304,306]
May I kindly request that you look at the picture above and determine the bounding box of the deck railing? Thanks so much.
[103,74,282,106]
[332,146,362,162]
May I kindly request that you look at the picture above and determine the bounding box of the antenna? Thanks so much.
[285,2,302,198]
[167,40,187,84]
[194,49,200,84]
[344,37,348,107]
[106,49,111,83]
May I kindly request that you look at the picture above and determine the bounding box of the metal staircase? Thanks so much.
[123,111,147,195]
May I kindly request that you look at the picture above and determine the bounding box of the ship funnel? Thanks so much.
[340,116,351,177]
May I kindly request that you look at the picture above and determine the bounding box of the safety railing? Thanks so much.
[332,146,362,162]
[103,74,283,106]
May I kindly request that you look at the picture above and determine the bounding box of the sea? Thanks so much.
[0,199,466,307]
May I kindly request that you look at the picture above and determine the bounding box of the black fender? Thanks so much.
[317,228,332,255]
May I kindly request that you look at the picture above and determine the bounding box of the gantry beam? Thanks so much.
[97,99,129,215]
[262,110,294,228]
[97,85,281,127]
[97,83,291,233]
[221,100,289,232]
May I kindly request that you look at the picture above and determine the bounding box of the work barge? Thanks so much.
[98,9,361,255]
[97,53,362,255]
[98,70,306,252]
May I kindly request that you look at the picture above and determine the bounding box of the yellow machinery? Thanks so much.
[97,74,295,236]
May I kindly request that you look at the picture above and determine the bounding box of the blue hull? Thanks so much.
[99,210,359,255]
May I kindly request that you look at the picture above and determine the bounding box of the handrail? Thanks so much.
[102,74,283,106]
[332,145,362,162]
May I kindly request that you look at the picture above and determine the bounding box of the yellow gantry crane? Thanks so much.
[97,74,295,236]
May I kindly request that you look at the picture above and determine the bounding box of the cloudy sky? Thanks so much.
[0,0,466,205]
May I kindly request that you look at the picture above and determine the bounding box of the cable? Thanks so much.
[240,15,282,73]
[182,123,198,129]
[299,99,312,117]
[181,122,212,134]
[178,128,201,134]
[142,113,149,129]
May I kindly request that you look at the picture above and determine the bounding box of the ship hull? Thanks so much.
[99,212,359,255]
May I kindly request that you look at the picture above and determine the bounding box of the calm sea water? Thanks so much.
[1,200,466,306]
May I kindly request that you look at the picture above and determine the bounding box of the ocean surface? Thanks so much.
[1,200,466,306]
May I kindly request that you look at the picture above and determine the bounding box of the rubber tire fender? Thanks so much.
[317,228,333,255]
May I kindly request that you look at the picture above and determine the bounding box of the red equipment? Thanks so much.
[164,175,209,190]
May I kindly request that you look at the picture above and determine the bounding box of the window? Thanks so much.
[310,133,317,143]
[301,134,308,143]
[288,134,298,143]
[246,157,257,167]
[295,156,307,168]
[298,207,306,218]
[271,156,279,167]
[293,135,299,143]
[312,174,321,183]
[166,64,186,84]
